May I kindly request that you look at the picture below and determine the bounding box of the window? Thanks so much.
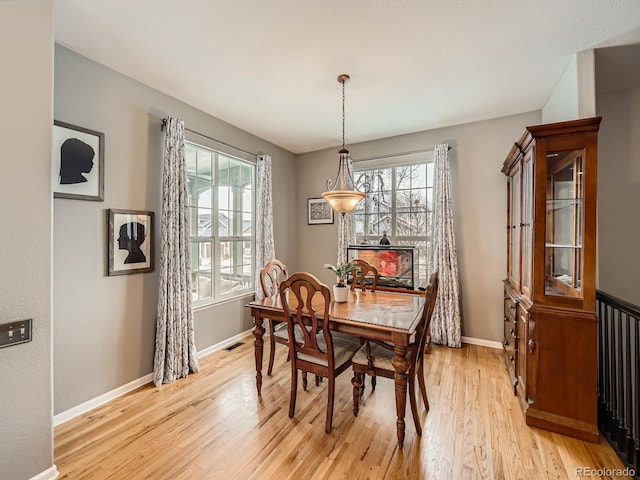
[186,141,255,305]
[354,160,433,287]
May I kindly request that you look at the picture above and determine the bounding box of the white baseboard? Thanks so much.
[30,465,59,480]
[197,328,253,359]
[54,373,154,426]
[53,330,493,427]
[54,329,254,427]
[461,336,503,349]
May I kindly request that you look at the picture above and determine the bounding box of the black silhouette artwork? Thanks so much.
[117,222,147,264]
[59,138,95,184]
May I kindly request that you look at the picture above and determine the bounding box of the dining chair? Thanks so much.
[349,258,379,291]
[350,271,439,435]
[259,259,290,375]
[279,272,361,433]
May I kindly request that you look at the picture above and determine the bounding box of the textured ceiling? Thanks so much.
[54,0,640,154]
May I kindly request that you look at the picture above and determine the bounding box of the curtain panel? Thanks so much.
[429,143,462,348]
[254,154,275,300]
[336,158,357,265]
[153,117,199,386]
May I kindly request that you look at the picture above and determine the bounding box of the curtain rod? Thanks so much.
[352,145,452,163]
[161,118,259,158]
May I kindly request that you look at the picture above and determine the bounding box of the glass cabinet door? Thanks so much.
[545,149,584,298]
[521,153,533,294]
[509,166,521,286]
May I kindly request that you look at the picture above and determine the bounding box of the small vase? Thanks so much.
[333,285,350,303]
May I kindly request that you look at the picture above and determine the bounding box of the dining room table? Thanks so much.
[247,287,426,448]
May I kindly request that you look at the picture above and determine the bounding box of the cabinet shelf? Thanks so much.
[546,198,582,211]
[545,243,582,249]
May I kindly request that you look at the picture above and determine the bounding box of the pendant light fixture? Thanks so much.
[321,74,369,215]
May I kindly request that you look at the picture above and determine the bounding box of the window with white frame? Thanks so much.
[353,158,433,287]
[186,141,255,305]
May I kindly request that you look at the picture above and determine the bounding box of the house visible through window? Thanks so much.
[354,160,433,288]
[186,141,255,304]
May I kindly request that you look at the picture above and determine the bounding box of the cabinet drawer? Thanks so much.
[504,295,517,322]
[504,315,517,350]
[503,311,517,387]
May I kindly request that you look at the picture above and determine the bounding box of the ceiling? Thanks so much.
[54,0,640,154]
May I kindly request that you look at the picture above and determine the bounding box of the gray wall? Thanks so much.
[0,1,54,479]
[53,45,298,414]
[296,111,541,343]
[542,51,597,123]
[597,85,640,305]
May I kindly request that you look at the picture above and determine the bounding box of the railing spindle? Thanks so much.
[597,290,639,479]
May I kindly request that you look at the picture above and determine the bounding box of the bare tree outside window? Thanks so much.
[354,161,433,287]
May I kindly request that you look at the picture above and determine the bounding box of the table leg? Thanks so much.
[253,315,265,395]
[391,343,409,448]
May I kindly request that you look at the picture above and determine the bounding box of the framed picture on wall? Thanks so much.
[307,197,334,225]
[52,120,104,201]
[108,209,154,276]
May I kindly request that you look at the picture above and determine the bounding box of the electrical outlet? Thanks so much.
[0,319,32,348]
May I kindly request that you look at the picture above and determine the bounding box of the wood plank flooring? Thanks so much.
[54,339,627,479]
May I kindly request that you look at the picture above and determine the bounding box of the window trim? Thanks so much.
[353,150,434,170]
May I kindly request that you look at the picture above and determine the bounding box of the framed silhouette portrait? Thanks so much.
[108,209,154,275]
[52,120,104,201]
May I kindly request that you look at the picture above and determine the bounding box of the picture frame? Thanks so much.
[52,120,105,201]
[108,209,154,276]
[307,197,334,225]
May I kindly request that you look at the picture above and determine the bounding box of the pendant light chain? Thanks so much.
[342,79,346,150]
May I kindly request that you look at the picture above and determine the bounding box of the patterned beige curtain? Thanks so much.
[336,158,357,264]
[429,144,462,347]
[254,154,275,300]
[153,117,199,386]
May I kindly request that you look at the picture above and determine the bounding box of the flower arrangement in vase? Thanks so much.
[323,261,359,302]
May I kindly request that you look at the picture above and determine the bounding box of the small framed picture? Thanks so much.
[307,197,334,225]
[52,120,104,201]
[108,209,154,276]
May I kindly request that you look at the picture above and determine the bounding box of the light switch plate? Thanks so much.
[0,319,32,348]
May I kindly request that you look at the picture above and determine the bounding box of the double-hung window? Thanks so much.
[353,157,434,287]
[186,141,255,305]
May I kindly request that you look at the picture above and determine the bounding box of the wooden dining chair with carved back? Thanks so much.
[350,271,439,435]
[279,272,361,433]
[259,259,290,375]
[349,258,379,291]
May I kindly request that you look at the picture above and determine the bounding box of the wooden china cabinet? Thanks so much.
[501,117,601,442]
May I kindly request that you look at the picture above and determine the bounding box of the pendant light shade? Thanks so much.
[321,74,369,215]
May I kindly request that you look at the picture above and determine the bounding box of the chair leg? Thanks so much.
[315,375,322,386]
[267,321,276,376]
[371,375,377,392]
[289,368,298,418]
[302,371,308,391]
[408,375,422,436]
[351,372,363,417]
[326,376,335,433]
[417,360,429,409]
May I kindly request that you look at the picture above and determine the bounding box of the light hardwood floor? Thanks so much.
[55,339,627,479]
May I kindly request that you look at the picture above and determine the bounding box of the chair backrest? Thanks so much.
[414,271,439,358]
[279,272,335,370]
[350,259,379,291]
[259,260,289,297]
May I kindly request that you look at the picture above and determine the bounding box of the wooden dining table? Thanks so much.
[247,288,425,448]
